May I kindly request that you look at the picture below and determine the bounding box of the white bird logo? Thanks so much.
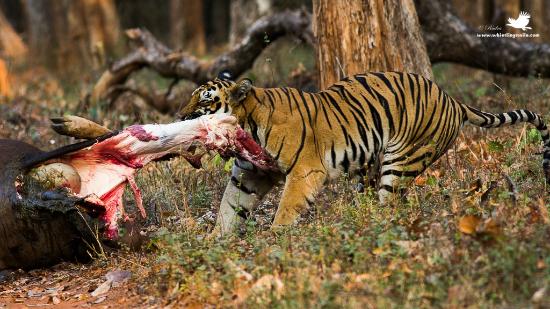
[506,11,532,31]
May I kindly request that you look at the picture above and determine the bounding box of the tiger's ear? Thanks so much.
[229,79,252,103]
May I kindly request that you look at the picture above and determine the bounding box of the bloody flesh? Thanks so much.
[126,125,160,142]
[46,114,276,239]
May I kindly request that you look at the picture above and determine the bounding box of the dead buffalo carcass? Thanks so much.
[0,114,275,270]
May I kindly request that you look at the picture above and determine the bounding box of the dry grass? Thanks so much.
[1,64,549,308]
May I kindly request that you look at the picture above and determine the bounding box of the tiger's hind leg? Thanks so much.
[377,148,435,204]
[271,167,327,228]
[211,159,279,237]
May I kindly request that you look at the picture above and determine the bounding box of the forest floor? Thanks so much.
[0,64,549,308]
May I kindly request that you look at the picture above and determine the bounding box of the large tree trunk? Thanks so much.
[22,0,120,72]
[170,0,206,55]
[312,0,432,89]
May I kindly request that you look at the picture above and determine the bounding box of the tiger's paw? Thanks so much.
[271,210,300,227]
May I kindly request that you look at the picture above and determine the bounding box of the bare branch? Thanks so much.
[91,10,312,103]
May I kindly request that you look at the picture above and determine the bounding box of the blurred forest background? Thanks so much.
[0,0,311,73]
[0,0,311,98]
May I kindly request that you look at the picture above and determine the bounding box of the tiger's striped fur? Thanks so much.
[179,72,550,235]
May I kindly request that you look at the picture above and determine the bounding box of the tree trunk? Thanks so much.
[312,0,432,90]
[0,7,27,61]
[22,0,120,72]
[170,0,185,49]
[22,0,53,66]
[205,0,230,47]
[170,0,206,55]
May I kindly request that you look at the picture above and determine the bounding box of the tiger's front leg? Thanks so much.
[271,167,327,228]
[211,159,277,237]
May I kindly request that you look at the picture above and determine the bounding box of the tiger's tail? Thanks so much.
[463,105,550,186]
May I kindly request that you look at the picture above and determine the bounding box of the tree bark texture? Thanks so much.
[312,0,433,89]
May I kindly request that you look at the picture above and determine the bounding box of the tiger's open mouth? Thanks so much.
[23,114,277,239]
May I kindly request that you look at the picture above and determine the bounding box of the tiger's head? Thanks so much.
[179,71,253,120]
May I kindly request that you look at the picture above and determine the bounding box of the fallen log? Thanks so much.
[0,114,276,270]
[415,0,550,78]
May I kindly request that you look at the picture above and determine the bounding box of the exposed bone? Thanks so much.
[28,162,82,193]
[49,115,277,170]
[1,113,275,270]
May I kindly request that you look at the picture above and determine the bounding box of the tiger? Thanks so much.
[179,71,550,236]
